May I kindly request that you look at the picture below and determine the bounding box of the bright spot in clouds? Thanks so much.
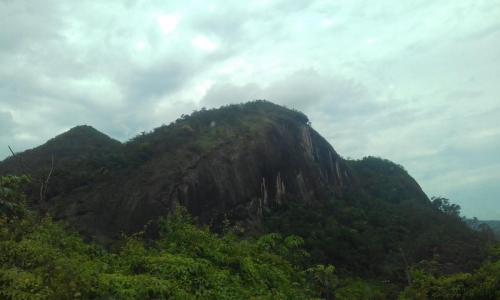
[194,80,215,100]
[321,18,336,28]
[135,40,147,51]
[192,35,218,52]
[366,38,378,45]
[155,13,180,34]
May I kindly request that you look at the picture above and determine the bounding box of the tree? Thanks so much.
[431,196,461,217]
[0,175,30,219]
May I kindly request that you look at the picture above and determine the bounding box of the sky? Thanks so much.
[1,0,499,219]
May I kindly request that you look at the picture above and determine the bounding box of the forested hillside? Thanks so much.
[2,175,499,299]
[1,101,498,299]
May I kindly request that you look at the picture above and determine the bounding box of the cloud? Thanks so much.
[202,83,262,107]
[202,69,372,115]
[155,13,180,35]
[120,59,197,102]
[0,110,14,136]
[192,35,218,52]
[264,69,372,114]
[0,0,63,53]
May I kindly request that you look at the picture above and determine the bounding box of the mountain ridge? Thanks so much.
[0,100,491,281]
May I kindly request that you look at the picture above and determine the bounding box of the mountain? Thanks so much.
[467,218,500,239]
[1,125,121,170]
[483,220,500,238]
[1,102,353,238]
[0,100,492,282]
[0,125,122,212]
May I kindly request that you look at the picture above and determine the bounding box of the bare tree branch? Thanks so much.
[7,145,14,156]
[8,145,35,174]
[41,155,54,203]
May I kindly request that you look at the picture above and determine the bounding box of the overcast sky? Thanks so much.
[1,0,499,219]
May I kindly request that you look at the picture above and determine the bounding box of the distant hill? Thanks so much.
[483,220,500,237]
[467,219,500,239]
[0,100,493,283]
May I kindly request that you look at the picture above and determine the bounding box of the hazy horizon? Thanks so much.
[1,0,499,219]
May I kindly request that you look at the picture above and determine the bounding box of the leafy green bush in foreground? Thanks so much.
[1,205,311,298]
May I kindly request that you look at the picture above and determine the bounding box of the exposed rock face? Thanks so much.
[77,120,350,240]
[0,101,425,241]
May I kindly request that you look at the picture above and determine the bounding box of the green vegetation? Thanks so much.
[1,176,306,299]
[124,100,309,163]
[399,245,500,299]
[1,175,384,299]
[265,157,493,282]
[1,171,499,299]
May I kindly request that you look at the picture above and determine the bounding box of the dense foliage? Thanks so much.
[1,181,306,298]
[1,174,499,299]
[123,100,309,165]
[399,245,500,299]
[264,157,493,284]
[1,175,388,299]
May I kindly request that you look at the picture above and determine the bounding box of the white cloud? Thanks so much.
[134,40,148,51]
[155,13,180,35]
[192,35,218,52]
[0,111,14,137]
